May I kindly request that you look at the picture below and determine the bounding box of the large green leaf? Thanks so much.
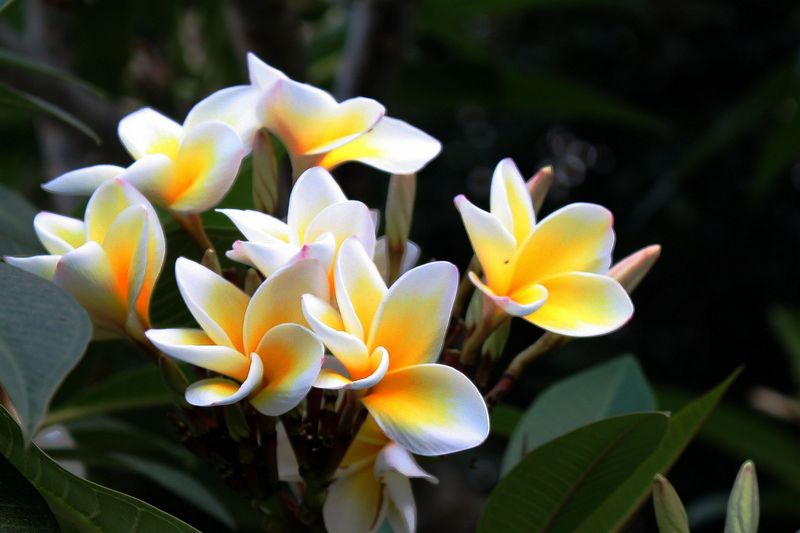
[479,413,669,532]
[0,49,104,96]
[0,406,198,532]
[0,453,59,532]
[0,184,42,255]
[0,262,92,439]
[501,355,656,475]
[44,365,171,427]
[0,82,100,143]
[576,368,741,532]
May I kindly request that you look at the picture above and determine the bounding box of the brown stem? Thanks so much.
[452,256,481,321]
[171,212,215,251]
[460,310,508,368]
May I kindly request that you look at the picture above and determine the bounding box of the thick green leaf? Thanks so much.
[0,82,100,143]
[725,461,759,533]
[479,413,668,533]
[577,368,741,532]
[0,49,103,96]
[0,406,198,532]
[0,184,42,255]
[0,263,92,439]
[0,453,59,531]
[489,403,522,438]
[44,365,171,427]
[501,355,656,475]
[653,474,689,533]
[658,388,800,493]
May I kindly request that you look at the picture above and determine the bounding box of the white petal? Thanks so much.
[217,208,291,244]
[490,158,535,244]
[385,473,415,533]
[118,107,183,160]
[183,85,262,146]
[287,167,347,241]
[314,347,389,391]
[374,443,437,482]
[247,52,288,88]
[145,328,250,380]
[304,201,377,258]
[334,237,387,340]
[373,237,420,282]
[469,271,548,317]
[3,255,60,280]
[42,165,124,195]
[301,294,371,376]
[323,465,385,533]
[184,353,263,407]
[84,179,151,244]
[33,212,86,255]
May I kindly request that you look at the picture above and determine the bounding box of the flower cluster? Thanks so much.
[4,53,642,532]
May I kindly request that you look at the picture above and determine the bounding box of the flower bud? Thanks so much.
[609,244,661,293]
[253,129,280,215]
[526,165,554,213]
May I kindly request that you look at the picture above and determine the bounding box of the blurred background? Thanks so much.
[1,0,799,531]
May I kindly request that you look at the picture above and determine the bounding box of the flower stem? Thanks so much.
[171,212,215,252]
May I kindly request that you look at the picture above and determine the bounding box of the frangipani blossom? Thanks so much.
[324,417,436,533]
[4,179,165,340]
[43,108,246,214]
[146,257,328,414]
[220,166,375,278]
[302,237,490,456]
[455,158,633,337]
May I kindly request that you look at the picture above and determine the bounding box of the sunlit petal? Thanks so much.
[323,465,385,533]
[243,258,329,353]
[249,323,324,416]
[525,271,633,336]
[334,237,387,341]
[301,294,371,377]
[118,107,183,160]
[368,262,458,369]
[313,117,441,174]
[3,255,60,281]
[42,165,124,195]
[314,347,389,391]
[362,364,490,456]
[84,179,150,243]
[169,121,246,213]
[490,158,535,244]
[217,208,291,244]
[287,167,347,241]
[183,85,262,146]
[227,240,299,277]
[117,154,175,208]
[511,202,614,291]
[247,53,288,88]
[184,353,263,407]
[469,272,548,317]
[102,205,148,314]
[33,212,86,255]
[175,257,249,351]
[304,201,377,259]
[454,194,516,294]
[146,328,250,380]
[262,78,384,155]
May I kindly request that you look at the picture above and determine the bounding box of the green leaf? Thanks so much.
[577,368,741,532]
[0,406,198,532]
[489,403,522,438]
[479,413,669,533]
[501,355,656,475]
[44,365,171,427]
[768,306,800,384]
[0,263,92,439]
[652,474,689,533]
[0,49,104,96]
[725,461,759,533]
[0,453,59,532]
[0,82,100,144]
[0,184,42,255]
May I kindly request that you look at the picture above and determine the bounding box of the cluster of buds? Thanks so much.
[4,53,658,532]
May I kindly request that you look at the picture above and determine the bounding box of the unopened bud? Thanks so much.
[609,244,661,293]
[253,129,280,215]
[527,166,554,213]
[201,248,222,275]
[244,268,262,296]
[652,475,689,533]
[725,461,759,533]
[385,174,416,249]
[482,319,511,360]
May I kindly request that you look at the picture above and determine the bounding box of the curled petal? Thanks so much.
[287,167,347,241]
[490,158,535,244]
[367,262,458,369]
[314,347,389,391]
[323,465,385,533]
[525,272,633,337]
[334,237,387,341]
[243,258,329,353]
[217,208,291,244]
[312,117,442,174]
[184,353,263,407]
[102,205,149,315]
[262,78,385,156]
[375,443,437,483]
[304,201,377,259]
[169,121,246,213]
[362,364,490,456]
[117,154,175,208]
[145,328,250,381]
[249,323,324,416]
[384,473,416,533]
[302,294,371,377]
[454,194,516,294]
[42,165,125,195]
[247,52,288,88]
[227,240,299,277]
[183,85,262,146]
[3,255,60,281]
[175,257,249,351]
[33,212,86,255]
[469,272,548,317]
[511,202,615,291]
[84,179,151,243]
[118,107,183,160]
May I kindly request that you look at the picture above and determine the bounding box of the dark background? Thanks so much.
[1,0,799,531]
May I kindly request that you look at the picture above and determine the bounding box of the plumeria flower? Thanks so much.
[145,257,328,414]
[455,158,633,336]
[43,108,246,214]
[323,417,436,533]
[4,179,165,340]
[220,166,375,278]
[301,237,489,456]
